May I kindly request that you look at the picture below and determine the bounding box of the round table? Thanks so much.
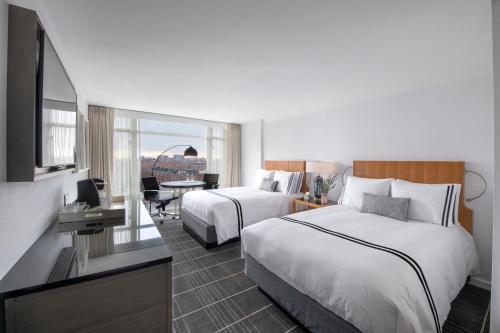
[160,180,206,189]
[160,181,206,219]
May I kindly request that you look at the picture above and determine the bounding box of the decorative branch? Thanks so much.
[320,174,338,194]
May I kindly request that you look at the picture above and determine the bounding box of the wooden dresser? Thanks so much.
[0,200,172,333]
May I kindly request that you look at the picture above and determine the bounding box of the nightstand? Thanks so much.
[291,197,337,213]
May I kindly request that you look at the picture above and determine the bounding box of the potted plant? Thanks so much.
[319,175,338,204]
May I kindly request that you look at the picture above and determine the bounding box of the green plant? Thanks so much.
[320,174,338,194]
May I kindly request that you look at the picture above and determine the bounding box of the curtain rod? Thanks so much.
[88,104,237,126]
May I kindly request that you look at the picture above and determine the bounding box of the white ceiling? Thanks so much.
[12,0,493,123]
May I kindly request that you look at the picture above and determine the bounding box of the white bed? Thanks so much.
[242,161,480,333]
[242,205,479,333]
[180,160,306,247]
[182,186,291,244]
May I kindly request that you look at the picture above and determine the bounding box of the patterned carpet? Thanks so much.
[154,218,490,333]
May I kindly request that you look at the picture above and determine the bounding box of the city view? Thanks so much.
[141,154,207,183]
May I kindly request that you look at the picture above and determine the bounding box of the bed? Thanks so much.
[181,160,307,248]
[242,161,479,333]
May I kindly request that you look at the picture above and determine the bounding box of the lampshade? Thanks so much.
[184,146,198,157]
[306,161,338,176]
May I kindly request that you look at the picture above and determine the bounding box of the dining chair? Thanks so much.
[202,173,219,190]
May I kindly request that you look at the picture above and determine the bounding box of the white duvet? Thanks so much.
[182,186,290,244]
[242,205,480,333]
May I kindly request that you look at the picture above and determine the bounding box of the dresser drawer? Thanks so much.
[5,263,171,333]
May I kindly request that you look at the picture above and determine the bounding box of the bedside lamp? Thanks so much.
[306,161,338,200]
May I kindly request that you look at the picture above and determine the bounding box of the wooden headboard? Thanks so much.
[353,161,473,234]
[264,160,308,193]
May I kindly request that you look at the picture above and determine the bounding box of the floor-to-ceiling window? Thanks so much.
[112,109,227,197]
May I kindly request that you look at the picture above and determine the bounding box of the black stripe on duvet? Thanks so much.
[207,191,244,236]
[280,216,442,333]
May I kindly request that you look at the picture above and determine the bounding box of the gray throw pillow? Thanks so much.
[360,192,411,222]
[259,178,278,192]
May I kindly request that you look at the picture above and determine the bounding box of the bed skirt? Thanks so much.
[245,254,362,333]
[180,208,219,248]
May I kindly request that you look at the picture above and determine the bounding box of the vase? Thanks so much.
[321,193,328,204]
[314,176,323,199]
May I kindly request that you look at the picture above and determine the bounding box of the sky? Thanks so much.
[136,119,224,158]
[140,135,207,158]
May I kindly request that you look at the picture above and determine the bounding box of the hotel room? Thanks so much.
[0,0,499,332]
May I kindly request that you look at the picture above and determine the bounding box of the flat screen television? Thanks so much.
[36,24,77,168]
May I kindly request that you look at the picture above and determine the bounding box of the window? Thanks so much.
[112,110,227,197]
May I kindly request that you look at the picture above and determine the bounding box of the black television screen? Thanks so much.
[36,27,77,168]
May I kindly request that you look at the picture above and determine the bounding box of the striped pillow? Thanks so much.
[286,171,304,195]
[390,180,461,227]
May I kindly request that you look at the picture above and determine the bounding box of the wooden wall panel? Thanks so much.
[288,161,306,172]
[353,161,473,234]
[264,160,276,171]
[275,161,290,171]
[264,160,307,192]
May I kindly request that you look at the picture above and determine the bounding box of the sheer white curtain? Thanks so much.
[112,111,141,197]
[206,126,227,187]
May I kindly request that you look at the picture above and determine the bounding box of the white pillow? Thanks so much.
[253,169,275,187]
[391,180,461,227]
[274,170,292,194]
[338,176,392,209]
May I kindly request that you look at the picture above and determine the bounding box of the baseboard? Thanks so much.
[469,276,491,290]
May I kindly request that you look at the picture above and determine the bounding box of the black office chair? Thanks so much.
[202,173,219,190]
[91,178,105,191]
[141,177,178,223]
[77,179,100,207]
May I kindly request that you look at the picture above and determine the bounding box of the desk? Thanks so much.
[0,199,172,333]
[160,181,206,218]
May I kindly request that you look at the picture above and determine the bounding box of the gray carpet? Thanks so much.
[155,218,490,333]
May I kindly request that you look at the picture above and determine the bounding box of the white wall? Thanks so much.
[256,75,494,286]
[241,120,263,186]
[491,0,500,330]
[0,0,87,279]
